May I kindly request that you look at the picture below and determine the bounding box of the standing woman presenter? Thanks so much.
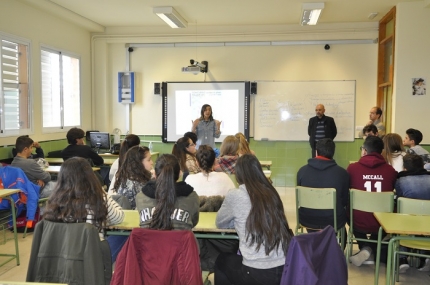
[192,104,222,149]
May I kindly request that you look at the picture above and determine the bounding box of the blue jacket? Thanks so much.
[0,166,40,221]
[396,169,430,200]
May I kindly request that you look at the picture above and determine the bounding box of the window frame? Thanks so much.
[0,32,32,137]
[40,44,82,134]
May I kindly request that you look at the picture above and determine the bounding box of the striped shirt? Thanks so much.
[314,119,326,141]
[86,195,124,239]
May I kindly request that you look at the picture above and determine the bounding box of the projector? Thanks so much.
[181,66,201,74]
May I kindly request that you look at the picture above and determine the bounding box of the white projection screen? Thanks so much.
[162,81,250,143]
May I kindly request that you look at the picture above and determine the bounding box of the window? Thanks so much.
[0,36,31,136]
[41,47,81,131]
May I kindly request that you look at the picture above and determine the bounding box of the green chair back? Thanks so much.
[347,188,394,273]
[397,197,430,215]
[295,186,337,235]
[350,189,394,213]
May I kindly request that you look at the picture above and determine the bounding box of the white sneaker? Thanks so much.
[349,247,372,267]
[362,253,375,265]
[398,257,410,274]
[418,258,430,272]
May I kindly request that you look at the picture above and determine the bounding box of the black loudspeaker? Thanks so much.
[154,83,161,95]
[251,82,257,94]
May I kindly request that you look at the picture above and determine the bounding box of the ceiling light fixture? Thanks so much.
[301,2,325,26]
[153,7,187,28]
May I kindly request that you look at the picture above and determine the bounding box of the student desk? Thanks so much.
[99,152,159,160]
[373,212,430,285]
[259,160,272,170]
[106,210,238,240]
[44,166,100,173]
[45,157,116,166]
[0,189,20,266]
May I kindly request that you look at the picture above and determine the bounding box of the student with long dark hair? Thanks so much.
[135,154,199,230]
[44,157,124,233]
[109,134,141,181]
[172,136,200,179]
[109,146,152,209]
[215,154,293,285]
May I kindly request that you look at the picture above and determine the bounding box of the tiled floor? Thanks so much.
[0,187,429,284]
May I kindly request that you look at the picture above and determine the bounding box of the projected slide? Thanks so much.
[175,90,239,135]
[162,82,250,143]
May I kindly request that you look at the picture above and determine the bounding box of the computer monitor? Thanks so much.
[89,132,110,152]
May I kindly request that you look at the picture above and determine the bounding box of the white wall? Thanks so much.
[93,25,378,136]
[0,0,91,145]
[393,1,430,143]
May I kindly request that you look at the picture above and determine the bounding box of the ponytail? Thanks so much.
[149,154,180,230]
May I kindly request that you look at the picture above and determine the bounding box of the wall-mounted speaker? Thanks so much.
[154,83,161,95]
[251,82,257,94]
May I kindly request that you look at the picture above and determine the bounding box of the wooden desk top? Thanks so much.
[374,212,430,235]
[109,210,236,233]
[0,189,20,198]
[45,157,116,166]
[259,160,272,170]
[44,166,100,173]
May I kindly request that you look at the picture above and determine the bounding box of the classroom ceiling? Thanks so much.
[21,0,422,30]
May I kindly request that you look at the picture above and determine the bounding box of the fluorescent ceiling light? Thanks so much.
[153,7,187,28]
[301,2,324,26]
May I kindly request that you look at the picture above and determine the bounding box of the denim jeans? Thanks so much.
[215,252,284,285]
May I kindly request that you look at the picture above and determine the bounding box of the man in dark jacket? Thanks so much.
[347,136,397,267]
[297,138,349,231]
[308,104,337,157]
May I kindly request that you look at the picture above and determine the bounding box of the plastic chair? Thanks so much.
[347,189,394,285]
[295,186,345,249]
[392,198,430,282]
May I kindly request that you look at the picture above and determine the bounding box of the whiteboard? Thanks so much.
[253,81,355,141]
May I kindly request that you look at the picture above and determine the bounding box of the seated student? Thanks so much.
[108,146,152,209]
[135,154,199,230]
[347,136,397,267]
[184,131,198,147]
[172,137,200,180]
[403,128,430,170]
[11,136,55,198]
[12,135,44,159]
[185,145,234,207]
[109,134,140,181]
[61,127,104,166]
[362,124,379,138]
[382,133,406,172]
[185,145,237,271]
[215,154,294,285]
[43,157,124,237]
[235,132,255,156]
[213,135,239,174]
[395,154,430,273]
[297,138,349,232]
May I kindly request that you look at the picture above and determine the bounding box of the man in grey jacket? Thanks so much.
[11,136,55,198]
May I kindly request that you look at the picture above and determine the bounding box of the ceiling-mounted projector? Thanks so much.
[181,59,208,75]
[181,66,201,74]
